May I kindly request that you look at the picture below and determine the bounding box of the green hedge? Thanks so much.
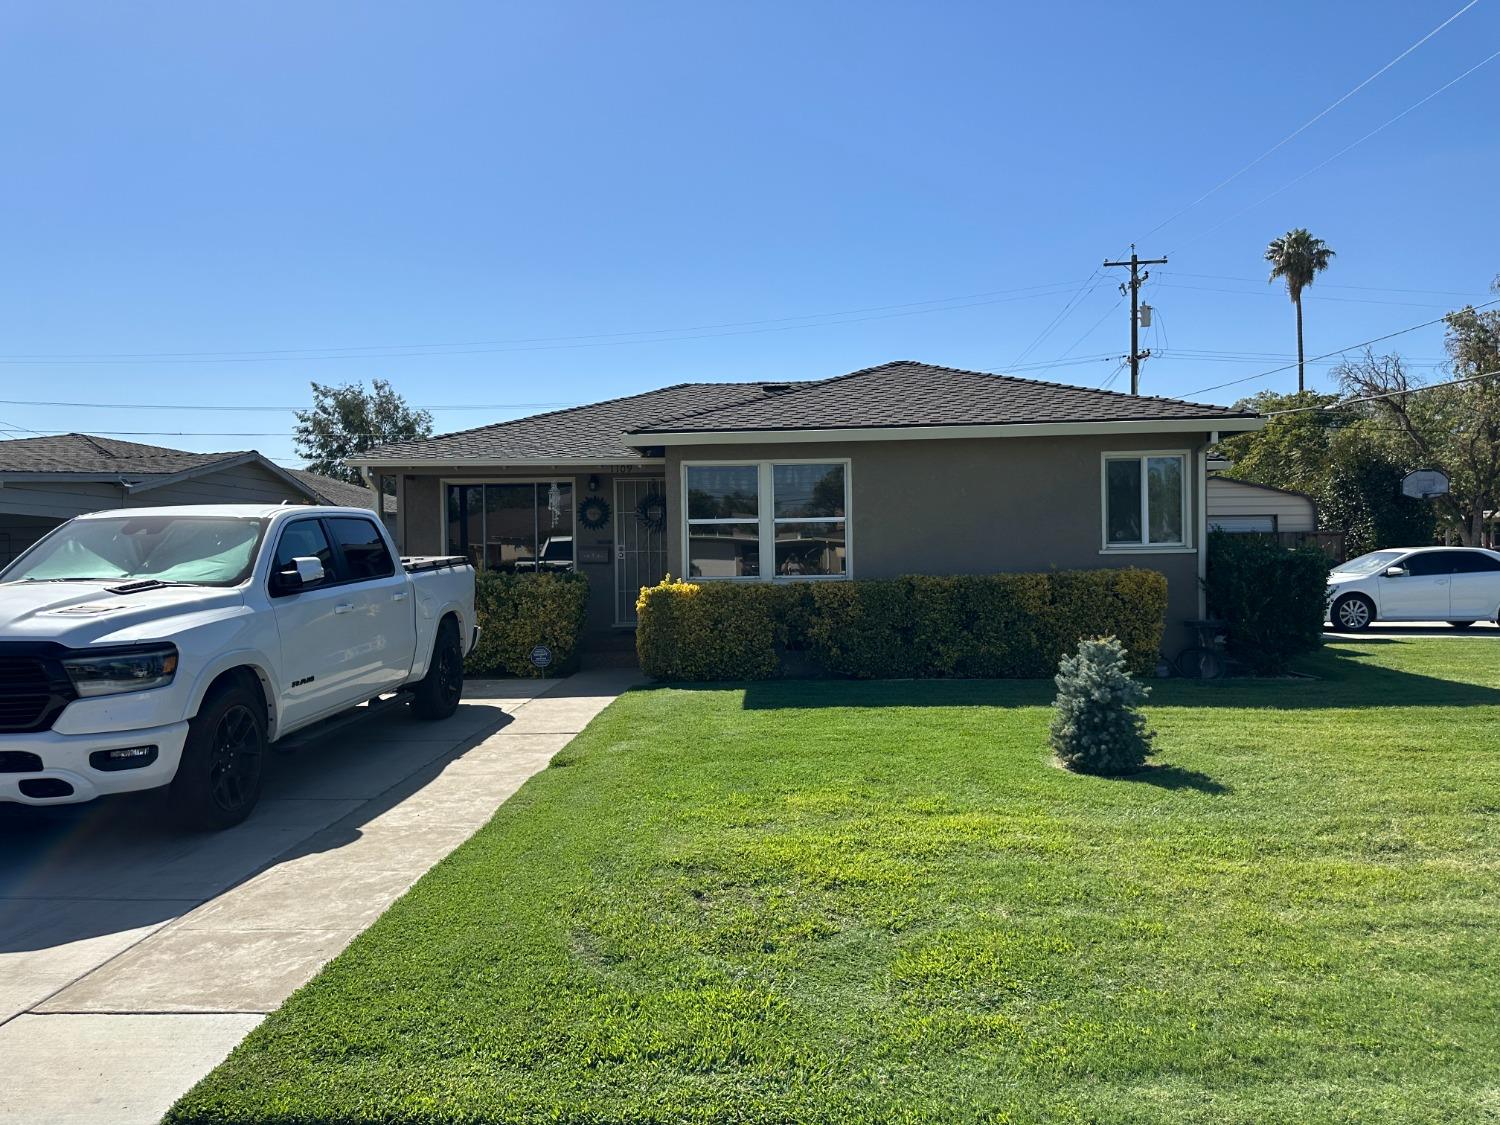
[466,571,590,678]
[636,570,1167,681]
[1205,532,1327,674]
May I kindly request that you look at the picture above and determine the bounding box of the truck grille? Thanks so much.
[0,647,76,733]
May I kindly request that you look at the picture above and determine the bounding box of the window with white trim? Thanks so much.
[685,461,848,579]
[1104,453,1187,548]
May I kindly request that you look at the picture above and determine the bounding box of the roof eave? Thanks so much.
[352,454,666,471]
[628,416,1264,446]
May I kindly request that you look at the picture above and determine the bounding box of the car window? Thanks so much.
[327,518,395,581]
[1449,552,1500,574]
[1404,551,1458,577]
[273,520,337,578]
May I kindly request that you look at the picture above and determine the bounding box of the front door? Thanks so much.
[614,477,668,626]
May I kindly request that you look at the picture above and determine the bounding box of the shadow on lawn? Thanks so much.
[1116,764,1230,794]
[703,639,1500,712]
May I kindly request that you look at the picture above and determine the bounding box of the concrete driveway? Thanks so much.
[0,668,637,1125]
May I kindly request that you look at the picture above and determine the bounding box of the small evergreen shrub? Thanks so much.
[1205,532,1327,674]
[1050,636,1155,775]
[635,569,1168,682]
[466,571,590,678]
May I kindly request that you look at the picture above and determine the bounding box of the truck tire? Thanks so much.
[168,679,267,831]
[412,618,464,720]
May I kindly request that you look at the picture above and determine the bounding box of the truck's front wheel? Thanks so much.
[168,680,267,831]
[412,618,464,720]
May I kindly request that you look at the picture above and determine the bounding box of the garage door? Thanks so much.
[1209,515,1276,533]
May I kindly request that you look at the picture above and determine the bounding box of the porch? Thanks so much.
[383,465,669,640]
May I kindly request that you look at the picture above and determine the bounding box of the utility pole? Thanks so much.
[1104,245,1167,395]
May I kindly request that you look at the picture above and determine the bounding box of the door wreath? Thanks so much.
[634,492,667,532]
[577,495,611,530]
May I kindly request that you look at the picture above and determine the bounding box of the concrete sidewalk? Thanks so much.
[0,668,637,1125]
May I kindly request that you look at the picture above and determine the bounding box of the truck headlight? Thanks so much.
[61,645,179,697]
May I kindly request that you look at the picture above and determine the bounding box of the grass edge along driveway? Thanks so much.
[169,638,1500,1125]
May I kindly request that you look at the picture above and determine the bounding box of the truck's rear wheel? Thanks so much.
[168,679,267,831]
[412,618,464,720]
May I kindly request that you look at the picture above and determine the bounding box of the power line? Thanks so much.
[1138,0,1480,243]
[1172,45,1500,253]
[1157,272,1494,299]
[0,280,1086,367]
[1183,298,1500,397]
[1006,270,1110,369]
[1152,281,1474,310]
[1263,367,1500,415]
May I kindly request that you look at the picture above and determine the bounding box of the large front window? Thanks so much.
[686,462,848,579]
[446,482,575,572]
[1104,453,1187,549]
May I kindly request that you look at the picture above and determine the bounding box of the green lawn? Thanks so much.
[170,638,1500,1124]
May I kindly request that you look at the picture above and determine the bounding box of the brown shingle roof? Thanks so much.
[631,361,1257,435]
[365,381,776,463]
[0,433,244,475]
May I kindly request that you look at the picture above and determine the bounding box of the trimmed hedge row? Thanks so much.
[466,571,590,678]
[636,570,1167,681]
[1205,532,1326,674]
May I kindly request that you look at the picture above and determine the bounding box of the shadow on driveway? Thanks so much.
[0,700,510,957]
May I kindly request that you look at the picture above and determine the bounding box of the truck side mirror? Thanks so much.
[277,556,327,592]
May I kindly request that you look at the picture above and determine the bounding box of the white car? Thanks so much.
[1326,546,1500,632]
[0,505,476,829]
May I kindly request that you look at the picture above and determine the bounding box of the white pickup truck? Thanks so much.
[0,504,476,829]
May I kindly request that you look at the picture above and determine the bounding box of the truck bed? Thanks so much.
[401,555,472,574]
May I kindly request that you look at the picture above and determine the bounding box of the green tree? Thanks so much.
[1265,229,1335,392]
[1336,298,1500,545]
[293,379,433,485]
[1217,388,1433,557]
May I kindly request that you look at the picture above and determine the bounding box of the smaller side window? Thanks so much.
[271,520,338,594]
[1450,552,1500,574]
[327,517,396,581]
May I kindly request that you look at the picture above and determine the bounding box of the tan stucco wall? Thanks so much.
[665,432,1211,652]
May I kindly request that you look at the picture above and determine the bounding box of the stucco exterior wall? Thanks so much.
[665,431,1211,652]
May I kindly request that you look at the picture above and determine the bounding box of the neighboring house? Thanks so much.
[357,361,1262,653]
[0,433,383,565]
[1207,477,1317,534]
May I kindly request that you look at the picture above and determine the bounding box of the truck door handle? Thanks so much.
[392,592,409,602]
[333,602,355,614]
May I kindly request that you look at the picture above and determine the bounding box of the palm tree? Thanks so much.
[1265,229,1335,392]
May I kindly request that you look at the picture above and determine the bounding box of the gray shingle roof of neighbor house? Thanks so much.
[359,360,1259,464]
[632,360,1260,435]
[0,433,238,474]
[362,381,778,463]
[0,432,385,511]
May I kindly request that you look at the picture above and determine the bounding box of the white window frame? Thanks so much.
[441,477,579,571]
[1099,450,1193,554]
[682,458,853,581]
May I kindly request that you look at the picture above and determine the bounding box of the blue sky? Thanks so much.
[0,1,1496,466]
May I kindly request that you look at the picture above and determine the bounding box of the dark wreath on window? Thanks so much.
[634,491,667,532]
[577,495,611,531]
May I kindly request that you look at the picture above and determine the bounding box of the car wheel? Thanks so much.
[1333,594,1375,633]
[168,679,267,831]
[412,618,464,720]
[1447,620,1476,629]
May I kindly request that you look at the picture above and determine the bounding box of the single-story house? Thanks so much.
[0,433,384,565]
[355,360,1263,653]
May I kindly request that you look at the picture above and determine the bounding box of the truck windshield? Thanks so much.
[1,515,268,586]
